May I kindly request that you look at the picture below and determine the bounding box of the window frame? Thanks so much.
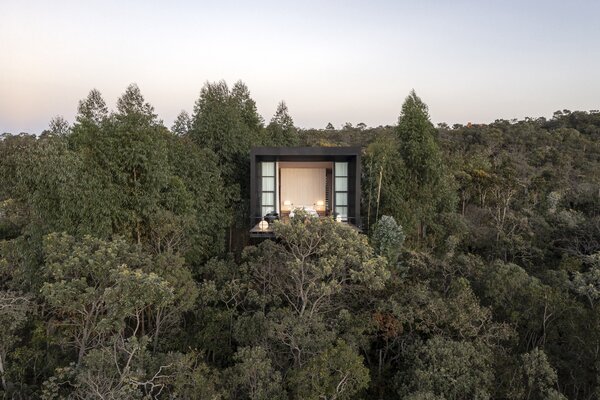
[334,162,349,221]
[259,162,276,217]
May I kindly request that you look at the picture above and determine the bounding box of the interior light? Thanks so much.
[259,220,269,231]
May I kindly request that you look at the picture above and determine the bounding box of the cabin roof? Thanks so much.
[251,147,361,157]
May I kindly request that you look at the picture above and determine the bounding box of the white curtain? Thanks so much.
[280,168,326,209]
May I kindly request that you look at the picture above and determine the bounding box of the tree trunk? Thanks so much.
[153,313,161,353]
[0,352,7,392]
[77,336,87,365]
[367,157,373,230]
[136,221,142,245]
[375,160,384,222]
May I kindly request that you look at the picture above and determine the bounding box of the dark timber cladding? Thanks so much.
[250,147,361,236]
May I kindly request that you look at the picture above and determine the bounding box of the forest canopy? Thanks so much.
[1,82,599,399]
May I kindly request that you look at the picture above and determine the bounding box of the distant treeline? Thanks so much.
[0,81,599,399]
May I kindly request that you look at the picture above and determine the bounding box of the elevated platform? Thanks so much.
[250,222,275,238]
[249,218,359,239]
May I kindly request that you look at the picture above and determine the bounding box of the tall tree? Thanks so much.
[266,101,298,146]
[164,134,229,263]
[231,80,264,138]
[189,80,265,251]
[103,84,171,244]
[171,110,192,136]
[40,233,174,364]
[395,90,457,243]
[362,132,404,230]
[47,116,70,136]
[190,80,264,188]
[0,291,32,392]
[76,88,108,125]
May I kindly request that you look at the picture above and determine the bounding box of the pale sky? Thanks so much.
[1,0,599,134]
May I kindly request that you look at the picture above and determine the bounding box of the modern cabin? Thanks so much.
[250,147,361,237]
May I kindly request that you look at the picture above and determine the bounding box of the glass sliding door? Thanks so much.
[259,162,276,217]
[334,162,348,221]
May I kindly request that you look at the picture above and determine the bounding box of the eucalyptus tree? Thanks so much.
[47,116,70,136]
[362,132,404,229]
[226,346,285,400]
[0,129,109,242]
[290,340,370,400]
[394,90,457,243]
[33,231,208,398]
[189,80,266,250]
[370,215,405,265]
[398,336,494,400]
[194,214,389,398]
[109,84,172,244]
[0,291,32,392]
[68,85,227,257]
[39,233,175,364]
[171,110,192,136]
[190,80,264,190]
[267,101,298,146]
[164,134,229,263]
[511,348,567,400]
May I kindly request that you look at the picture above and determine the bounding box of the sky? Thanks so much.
[1,0,599,134]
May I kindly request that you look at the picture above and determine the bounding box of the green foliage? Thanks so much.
[569,253,600,307]
[290,340,369,400]
[189,217,388,398]
[171,110,192,136]
[0,132,111,239]
[265,215,390,316]
[399,336,493,400]
[397,91,442,185]
[47,116,70,136]
[479,260,567,349]
[41,340,215,399]
[514,348,566,400]
[2,82,600,399]
[0,85,229,273]
[40,233,176,363]
[0,291,32,392]
[170,352,225,399]
[164,134,229,263]
[403,392,446,400]
[362,92,458,248]
[190,80,264,190]
[227,346,285,400]
[362,132,404,227]
[76,88,108,124]
[386,91,456,244]
[370,215,405,265]
[267,101,298,146]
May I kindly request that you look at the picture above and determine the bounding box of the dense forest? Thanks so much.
[1,81,599,399]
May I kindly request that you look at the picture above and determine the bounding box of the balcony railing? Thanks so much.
[249,215,359,237]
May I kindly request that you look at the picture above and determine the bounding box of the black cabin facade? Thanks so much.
[250,147,361,237]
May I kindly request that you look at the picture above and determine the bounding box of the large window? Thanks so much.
[259,162,276,217]
[334,162,348,220]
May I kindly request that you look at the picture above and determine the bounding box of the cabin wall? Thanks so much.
[280,168,326,209]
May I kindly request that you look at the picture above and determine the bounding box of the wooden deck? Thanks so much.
[249,217,360,238]
[249,222,275,237]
